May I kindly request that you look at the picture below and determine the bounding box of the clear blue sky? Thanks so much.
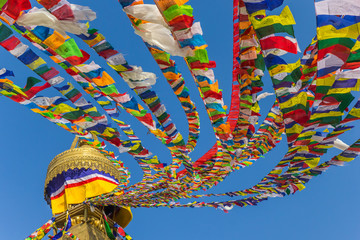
[0,0,359,239]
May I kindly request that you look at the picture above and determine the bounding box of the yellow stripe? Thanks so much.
[269,60,300,76]
[279,92,307,109]
[84,33,105,47]
[109,64,129,72]
[317,23,360,40]
[51,179,118,214]
[297,131,316,138]
[349,108,360,118]
[27,58,46,70]
[336,155,354,162]
[313,75,335,87]
[311,111,343,120]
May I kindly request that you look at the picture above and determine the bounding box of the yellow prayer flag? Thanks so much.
[348,108,360,118]
[52,103,78,115]
[317,23,360,40]
[250,6,295,29]
[26,32,43,45]
[286,124,304,134]
[27,58,46,70]
[84,33,106,47]
[269,60,300,76]
[110,64,129,72]
[311,111,343,120]
[336,155,354,162]
[279,91,307,109]
[294,182,306,191]
[305,158,320,168]
[251,102,260,113]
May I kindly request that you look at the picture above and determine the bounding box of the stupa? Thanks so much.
[44,138,132,239]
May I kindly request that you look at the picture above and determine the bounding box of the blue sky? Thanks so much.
[0,0,359,239]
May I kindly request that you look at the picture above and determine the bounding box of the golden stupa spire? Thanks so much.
[44,136,132,239]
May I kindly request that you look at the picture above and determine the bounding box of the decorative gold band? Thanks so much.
[44,146,121,192]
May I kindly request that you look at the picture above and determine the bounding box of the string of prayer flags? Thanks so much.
[25,218,55,240]
[2,0,360,218]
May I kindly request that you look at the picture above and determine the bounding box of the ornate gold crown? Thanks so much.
[44,138,132,228]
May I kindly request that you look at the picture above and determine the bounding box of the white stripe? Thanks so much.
[124,4,166,26]
[48,76,64,86]
[76,61,101,73]
[336,67,360,80]
[10,43,28,58]
[174,22,203,40]
[192,69,215,82]
[318,53,344,70]
[315,0,360,16]
[154,105,166,117]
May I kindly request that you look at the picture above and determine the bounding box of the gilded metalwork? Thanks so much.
[56,204,115,240]
[44,144,133,229]
[44,146,121,190]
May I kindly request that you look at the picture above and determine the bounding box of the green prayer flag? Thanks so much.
[103,215,115,240]
[256,23,295,39]
[62,109,85,120]
[318,38,355,50]
[163,5,193,21]
[187,49,209,63]
[0,23,12,42]
[0,0,7,10]
[88,28,98,34]
[22,77,42,92]
[101,85,118,95]
[55,39,83,58]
